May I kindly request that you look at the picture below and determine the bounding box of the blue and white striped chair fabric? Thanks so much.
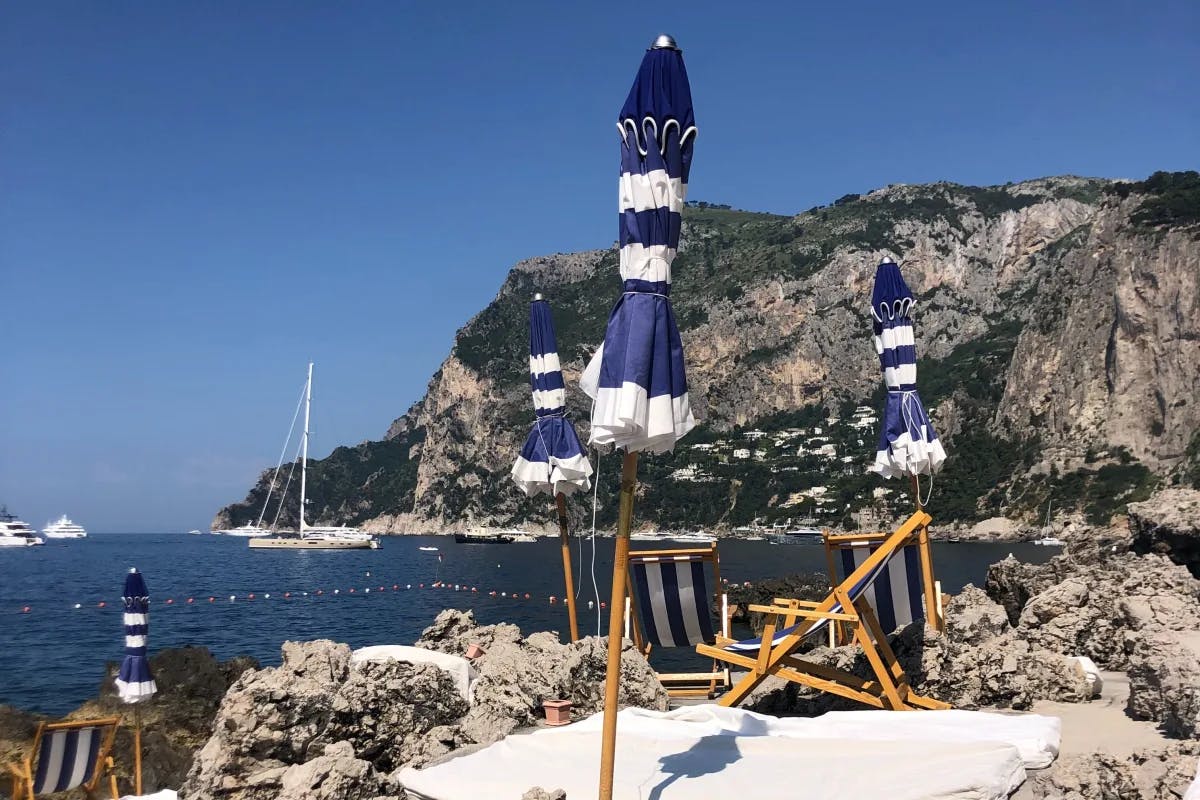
[628,553,720,648]
[723,547,901,653]
[835,540,925,633]
[31,724,108,795]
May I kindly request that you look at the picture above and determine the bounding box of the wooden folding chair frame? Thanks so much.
[696,511,950,711]
[7,717,121,800]
[624,543,732,698]
[821,519,944,645]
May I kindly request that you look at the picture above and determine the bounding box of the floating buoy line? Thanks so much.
[13,576,753,615]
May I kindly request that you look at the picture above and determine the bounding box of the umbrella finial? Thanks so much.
[533,292,544,301]
[129,567,136,573]
[651,34,679,50]
[880,256,896,265]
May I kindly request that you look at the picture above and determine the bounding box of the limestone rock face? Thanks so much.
[1128,488,1200,578]
[217,175,1200,532]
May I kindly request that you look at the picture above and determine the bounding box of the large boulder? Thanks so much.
[417,610,668,743]
[180,640,466,800]
[1023,740,1200,800]
[1128,488,1200,578]
[988,552,1200,670]
[1126,632,1200,739]
[182,613,667,800]
[744,587,1092,714]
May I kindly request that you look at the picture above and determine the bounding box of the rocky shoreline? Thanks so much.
[6,488,1198,799]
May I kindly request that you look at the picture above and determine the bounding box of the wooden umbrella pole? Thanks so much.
[134,704,143,795]
[598,451,639,800]
[910,473,922,511]
[555,492,580,642]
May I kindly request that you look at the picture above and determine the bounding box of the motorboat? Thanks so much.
[1034,537,1065,546]
[42,515,87,538]
[767,527,822,545]
[0,506,44,547]
[455,529,514,544]
[418,546,440,552]
[217,523,273,537]
[669,531,716,544]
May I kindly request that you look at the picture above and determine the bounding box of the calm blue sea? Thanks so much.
[0,534,1056,715]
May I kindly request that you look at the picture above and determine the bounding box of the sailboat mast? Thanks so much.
[299,362,313,534]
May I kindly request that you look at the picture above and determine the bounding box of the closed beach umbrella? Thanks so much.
[511,296,593,498]
[580,34,696,800]
[117,567,156,794]
[511,294,593,641]
[870,258,946,485]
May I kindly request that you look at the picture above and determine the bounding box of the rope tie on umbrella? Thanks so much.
[893,388,935,506]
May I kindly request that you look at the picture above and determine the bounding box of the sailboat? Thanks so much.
[250,363,377,551]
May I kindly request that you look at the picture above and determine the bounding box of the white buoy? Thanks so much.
[73,603,81,609]
[264,593,270,599]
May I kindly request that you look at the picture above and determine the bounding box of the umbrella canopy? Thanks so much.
[580,38,696,453]
[870,258,946,479]
[116,568,157,703]
[511,297,593,496]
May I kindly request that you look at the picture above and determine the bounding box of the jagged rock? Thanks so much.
[419,611,667,743]
[987,552,1200,670]
[180,640,467,800]
[1126,632,1200,739]
[744,587,1091,714]
[183,618,665,800]
[1023,740,1200,799]
[275,742,390,800]
[1129,488,1200,578]
[986,555,1063,625]
[969,517,1025,540]
[521,788,567,800]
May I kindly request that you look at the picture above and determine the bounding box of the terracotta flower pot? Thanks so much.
[543,699,573,726]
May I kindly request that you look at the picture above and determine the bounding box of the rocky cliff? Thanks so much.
[215,172,1200,532]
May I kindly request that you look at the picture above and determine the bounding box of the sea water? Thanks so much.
[0,533,1056,715]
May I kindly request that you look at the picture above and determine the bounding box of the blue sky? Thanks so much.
[2,2,1197,531]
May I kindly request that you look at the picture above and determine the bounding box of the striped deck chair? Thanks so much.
[6,717,120,800]
[624,544,731,698]
[697,511,949,711]
[822,526,944,645]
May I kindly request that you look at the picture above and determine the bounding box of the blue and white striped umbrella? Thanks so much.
[511,297,593,496]
[870,258,946,478]
[580,38,696,453]
[115,568,157,703]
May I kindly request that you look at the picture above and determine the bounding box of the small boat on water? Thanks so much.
[42,515,87,538]
[0,506,44,547]
[418,546,439,552]
[630,530,666,541]
[188,529,203,535]
[744,535,765,541]
[511,534,537,543]
[1034,537,1066,546]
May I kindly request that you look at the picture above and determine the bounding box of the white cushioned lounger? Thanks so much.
[399,705,1059,800]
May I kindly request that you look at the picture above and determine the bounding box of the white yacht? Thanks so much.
[249,364,377,551]
[0,507,45,547]
[669,530,716,544]
[630,530,667,541]
[216,523,273,537]
[42,515,87,539]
